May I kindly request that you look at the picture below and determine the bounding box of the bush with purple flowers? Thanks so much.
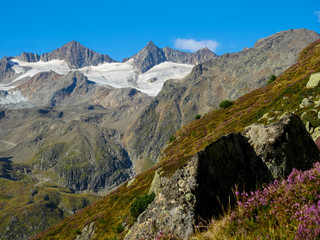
[229,162,320,240]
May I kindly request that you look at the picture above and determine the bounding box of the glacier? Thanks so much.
[2,59,194,97]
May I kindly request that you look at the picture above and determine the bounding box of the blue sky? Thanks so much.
[0,0,319,61]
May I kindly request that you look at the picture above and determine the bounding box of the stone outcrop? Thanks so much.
[75,222,95,240]
[125,115,320,239]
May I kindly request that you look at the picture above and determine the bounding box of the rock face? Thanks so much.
[124,41,217,73]
[162,46,217,65]
[14,71,97,107]
[0,57,15,84]
[40,41,115,68]
[127,41,167,74]
[243,114,320,179]
[14,70,152,108]
[125,114,320,239]
[125,29,320,170]
[16,52,40,62]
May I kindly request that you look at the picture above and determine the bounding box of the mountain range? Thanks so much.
[0,28,320,239]
[33,32,320,240]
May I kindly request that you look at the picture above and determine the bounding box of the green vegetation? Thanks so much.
[115,223,124,233]
[302,111,320,128]
[130,192,156,219]
[0,175,100,239]
[169,135,176,142]
[219,99,233,109]
[267,74,277,84]
[195,114,201,120]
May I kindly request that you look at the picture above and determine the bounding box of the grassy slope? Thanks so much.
[0,174,100,239]
[33,39,320,240]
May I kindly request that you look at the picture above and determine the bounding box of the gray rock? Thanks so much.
[148,169,167,195]
[40,41,115,69]
[162,46,217,65]
[76,222,95,240]
[16,52,40,62]
[0,57,15,84]
[300,98,314,108]
[243,114,320,179]
[306,72,320,88]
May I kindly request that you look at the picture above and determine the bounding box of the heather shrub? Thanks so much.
[130,192,156,219]
[229,162,320,240]
[195,114,201,120]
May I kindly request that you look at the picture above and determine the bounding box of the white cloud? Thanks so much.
[315,11,320,22]
[174,38,219,52]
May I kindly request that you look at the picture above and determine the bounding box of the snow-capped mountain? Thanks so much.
[124,41,217,73]
[0,41,216,106]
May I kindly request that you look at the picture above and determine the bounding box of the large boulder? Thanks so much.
[243,114,320,178]
[306,72,320,88]
[125,114,320,239]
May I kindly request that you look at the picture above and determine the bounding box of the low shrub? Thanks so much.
[130,192,156,219]
[267,75,277,85]
[115,223,124,233]
[169,135,176,142]
[219,100,233,109]
[195,114,201,120]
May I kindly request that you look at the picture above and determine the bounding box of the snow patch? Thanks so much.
[78,62,137,89]
[77,61,193,96]
[0,91,27,105]
[10,59,70,81]
[2,59,194,97]
[137,62,194,96]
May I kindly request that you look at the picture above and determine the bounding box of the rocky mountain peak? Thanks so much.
[146,41,156,48]
[254,28,320,49]
[16,52,40,62]
[65,40,80,47]
[129,42,166,73]
[196,47,210,52]
[39,41,115,69]
[127,42,218,74]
